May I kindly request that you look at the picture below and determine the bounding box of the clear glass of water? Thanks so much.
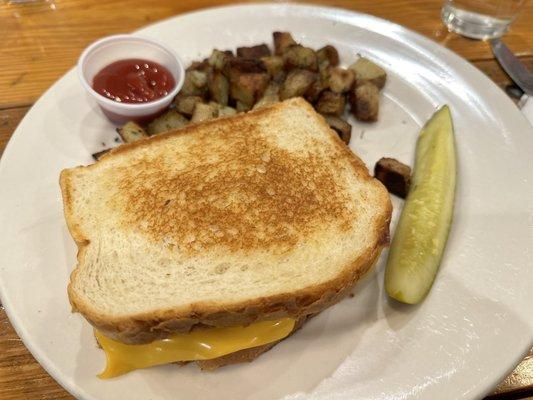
[442,0,527,39]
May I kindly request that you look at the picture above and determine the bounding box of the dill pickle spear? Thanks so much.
[385,106,456,304]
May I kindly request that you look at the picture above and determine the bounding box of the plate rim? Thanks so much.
[0,4,532,400]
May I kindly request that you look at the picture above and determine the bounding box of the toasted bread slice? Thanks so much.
[60,98,391,344]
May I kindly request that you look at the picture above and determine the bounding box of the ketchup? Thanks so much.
[92,59,175,104]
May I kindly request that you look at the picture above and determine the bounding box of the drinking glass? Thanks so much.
[442,0,527,39]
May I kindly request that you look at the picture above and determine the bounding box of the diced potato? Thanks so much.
[279,69,316,100]
[230,72,270,107]
[319,62,332,80]
[272,70,287,85]
[208,49,233,71]
[318,60,330,73]
[328,67,355,93]
[190,69,208,87]
[316,91,345,116]
[116,121,148,143]
[322,114,352,144]
[218,105,237,117]
[273,31,297,55]
[224,58,266,80]
[349,57,387,89]
[304,77,326,104]
[282,45,318,71]
[237,44,271,59]
[316,45,339,67]
[260,56,284,80]
[374,157,411,198]
[92,148,111,161]
[173,95,204,117]
[253,82,280,109]
[208,70,230,106]
[181,70,208,97]
[147,110,189,135]
[349,82,380,122]
[187,59,210,71]
[190,102,219,123]
[236,101,252,112]
[180,77,199,97]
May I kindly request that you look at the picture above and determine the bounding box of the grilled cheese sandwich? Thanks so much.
[60,98,391,376]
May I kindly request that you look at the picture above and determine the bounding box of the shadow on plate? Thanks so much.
[43,89,117,160]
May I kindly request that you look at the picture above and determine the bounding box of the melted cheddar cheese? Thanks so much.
[95,318,295,378]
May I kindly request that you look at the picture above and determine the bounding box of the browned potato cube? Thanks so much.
[190,102,219,123]
[319,63,332,81]
[279,69,317,100]
[147,110,188,135]
[116,121,148,143]
[224,58,266,80]
[230,72,270,106]
[260,56,284,80]
[253,82,280,109]
[273,31,297,55]
[181,76,198,96]
[187,59,210,72]
[304,77,327,103]
[322,114,352,144]
[316,64,333,101]
[329,67,355,93]
[272,70,287,85]
[349,82,380,122]
[282,45,318,71]
[316,45,340,67]
[218,105,237,117]
[208,70,230,106]
[189,69,208,87]
[349,57,387,89]
[173,95,203,117]
[316,91,345,116]
[208,49,233,71]
[237,44,271,59]
[374,157,411,198]
[181,70,208,97]
[92,148,111,161]
[236,101,252,112]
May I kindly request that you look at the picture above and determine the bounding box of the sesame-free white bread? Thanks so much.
[60,98,391,344]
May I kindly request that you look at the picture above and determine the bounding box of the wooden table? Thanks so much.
[0,1,532,399]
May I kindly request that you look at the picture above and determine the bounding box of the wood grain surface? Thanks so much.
[0,0,532,108]
[0,106,30,158]
[0,1,532,400]
[0,308,73,399]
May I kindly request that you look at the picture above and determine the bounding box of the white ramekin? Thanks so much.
[77,34,185,125]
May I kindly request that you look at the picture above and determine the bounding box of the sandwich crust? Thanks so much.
[60,98,391,344]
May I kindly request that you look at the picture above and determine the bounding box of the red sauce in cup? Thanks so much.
[92,59,175,104]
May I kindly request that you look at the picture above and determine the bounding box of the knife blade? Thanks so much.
[491,39,533,96]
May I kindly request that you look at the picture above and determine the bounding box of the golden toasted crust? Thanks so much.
[60,98,392,344]
[68,240,385,344]
[110,133,352,254]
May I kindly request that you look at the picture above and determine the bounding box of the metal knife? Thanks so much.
[491,39,533,96]
[491,39,533,125]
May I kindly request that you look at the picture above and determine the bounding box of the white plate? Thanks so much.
[0,4,532,400]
